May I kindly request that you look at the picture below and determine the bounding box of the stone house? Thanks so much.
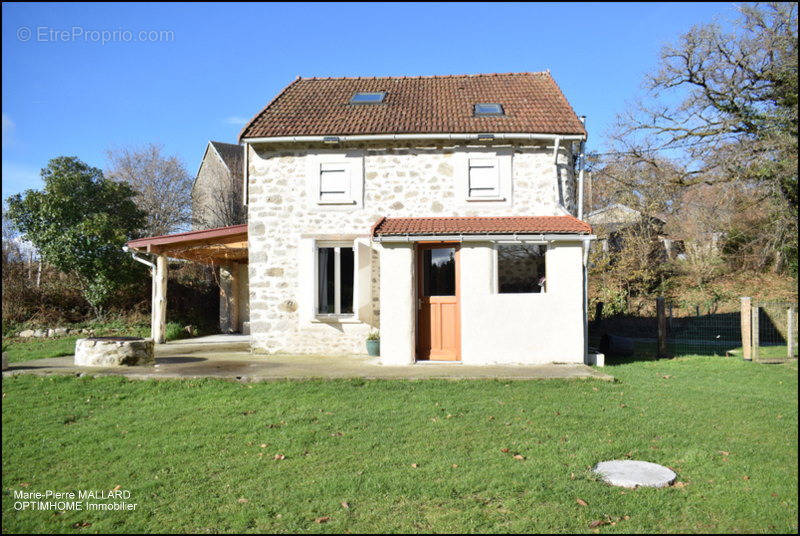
[127,72,596,365]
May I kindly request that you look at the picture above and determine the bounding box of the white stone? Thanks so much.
[18,330,35,338]
[593,460,677,488]
[74,338,155,367]
[2,352,8,370]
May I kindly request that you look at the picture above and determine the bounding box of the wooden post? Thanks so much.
[152,254,168,344]
[668,303,673,329]
[751,305,760,361]
[788,306,795,359]
[657,297,667,358]
[741,297,752,360]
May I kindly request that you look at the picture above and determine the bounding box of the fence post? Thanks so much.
[741,297,752,360]
[788,306,795,360]
[657,297,667,358]
[594,301,604,324]
[751,305,760,361]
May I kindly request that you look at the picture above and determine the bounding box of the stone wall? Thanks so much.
[247,140,577,355]
[192,145,244,230]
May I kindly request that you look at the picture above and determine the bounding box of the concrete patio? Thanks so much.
[3,336,614,382]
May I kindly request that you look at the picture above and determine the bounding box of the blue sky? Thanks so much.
[2,2,739,197]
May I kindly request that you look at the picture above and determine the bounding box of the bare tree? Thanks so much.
[607,2,798,272]
[106,143,194,236]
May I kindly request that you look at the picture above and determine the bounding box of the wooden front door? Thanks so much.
[416,244,460,361]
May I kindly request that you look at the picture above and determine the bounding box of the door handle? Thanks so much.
[418,298,422,310]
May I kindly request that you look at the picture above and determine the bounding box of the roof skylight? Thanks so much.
[350,91,386,104]
[474,103,504,116]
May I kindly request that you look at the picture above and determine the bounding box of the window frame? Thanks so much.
[350,91,386,104]
[474,103,505,117]
[314,241,356,318]
[307,151,364,210]
[493,241,548,294]
[458,149,512,204]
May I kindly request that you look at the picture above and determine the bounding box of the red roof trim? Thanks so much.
[127,224,247,248]
[372,216,591,236]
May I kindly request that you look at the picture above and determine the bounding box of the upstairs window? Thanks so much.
[468,157,500,199]
[496,244,547,293]
[308,152,364,209]
[350,91,386,104]
[474,103,504,116]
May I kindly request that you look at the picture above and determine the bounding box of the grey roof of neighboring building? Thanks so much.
[209,141,243,180]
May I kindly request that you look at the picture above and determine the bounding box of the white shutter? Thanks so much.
[319,163,350,202]
[468,158,499,198]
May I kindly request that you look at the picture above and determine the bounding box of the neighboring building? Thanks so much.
[587,203,683,260]
[128,71,595,366]
[192,141,246,230]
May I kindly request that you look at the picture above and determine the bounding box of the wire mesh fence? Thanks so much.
[752,301,798,362]
[589,296,797,361]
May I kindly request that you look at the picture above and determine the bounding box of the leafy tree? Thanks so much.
[6,156,147,318]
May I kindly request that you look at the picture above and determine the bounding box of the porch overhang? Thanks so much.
[371,216,595,243]
[126,224,248,264]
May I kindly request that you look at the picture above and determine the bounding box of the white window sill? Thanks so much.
[312,314,361,324]
[466,196,506,202]
[317,200,356,206]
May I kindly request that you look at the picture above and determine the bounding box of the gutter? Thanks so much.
[122,245,156,273]
[373,233,596,243]
[241,132,587,144]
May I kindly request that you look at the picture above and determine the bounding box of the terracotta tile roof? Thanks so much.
[240,72,586,140]
[372,216,592,236]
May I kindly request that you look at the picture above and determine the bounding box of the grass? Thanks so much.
[1,322,192,364]
[2,355,797,533]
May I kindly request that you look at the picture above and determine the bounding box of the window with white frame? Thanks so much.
[318,162,352,204]
[316,242,355,315]
[496,243,547,293]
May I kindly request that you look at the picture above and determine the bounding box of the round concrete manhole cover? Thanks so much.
[593,460,676,488]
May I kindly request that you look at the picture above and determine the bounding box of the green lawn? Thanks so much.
[2,322,189,364]
[2,356,797,533]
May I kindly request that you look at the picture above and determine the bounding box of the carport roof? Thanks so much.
[126,224,247,264]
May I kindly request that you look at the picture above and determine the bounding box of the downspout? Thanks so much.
[123,246,158,341]
[577,116,587,220]
[122,245,155,273]
[242,142,249,207]
[582,236,591,364]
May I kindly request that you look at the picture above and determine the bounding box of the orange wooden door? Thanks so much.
[417,244,460,361]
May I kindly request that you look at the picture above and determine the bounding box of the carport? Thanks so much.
[125,224,248,343]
